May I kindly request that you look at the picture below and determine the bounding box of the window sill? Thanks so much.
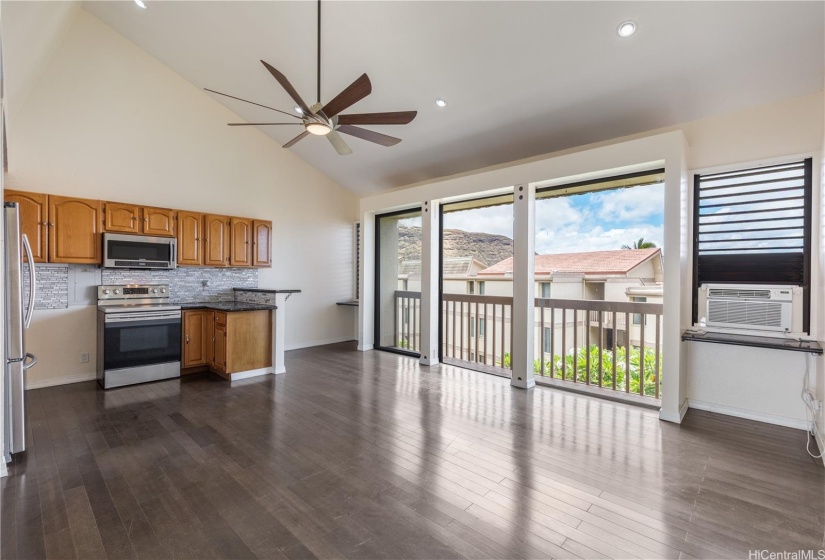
[682,330,822,355]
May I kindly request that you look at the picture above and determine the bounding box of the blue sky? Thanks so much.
[443,183,665,255]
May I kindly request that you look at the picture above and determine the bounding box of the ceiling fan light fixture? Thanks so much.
[305,122,332,136]
[617,20,637,38]
[435,98,448,108]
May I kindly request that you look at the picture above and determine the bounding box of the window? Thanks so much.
[543,327,552,354]
[478,281,486,295]
[692,158,812,332]
[468,281,475,295]
[469,316,475,337]
[541,282,551,298]
[632,297,647,325]
[478,318,486,338]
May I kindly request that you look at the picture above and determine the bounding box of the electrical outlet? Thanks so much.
[815,400,823,412]
[80,352,90,364]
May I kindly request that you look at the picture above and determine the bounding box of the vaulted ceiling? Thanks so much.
[28,2,825,195]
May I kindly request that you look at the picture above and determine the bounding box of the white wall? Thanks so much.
[360,90,824,428]
[3,8,358,388]
[683,94,823,430]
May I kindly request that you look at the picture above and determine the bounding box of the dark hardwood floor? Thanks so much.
[3,342,823,559]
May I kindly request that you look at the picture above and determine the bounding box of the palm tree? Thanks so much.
[622,237,657,250]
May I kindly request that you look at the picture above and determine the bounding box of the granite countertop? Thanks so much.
[178,301,278,312]
[233,288,302,294]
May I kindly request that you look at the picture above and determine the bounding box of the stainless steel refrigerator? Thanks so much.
[3,202,37,463]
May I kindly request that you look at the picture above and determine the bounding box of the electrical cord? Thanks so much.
[801,352,824,459]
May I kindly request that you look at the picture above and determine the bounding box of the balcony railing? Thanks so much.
[395,290,421,352]
[536,297,663,399]
[442,293,513,373]
[396,291,664,400]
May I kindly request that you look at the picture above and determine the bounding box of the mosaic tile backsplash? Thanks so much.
[234,290,278,306]
[25,265,258,309]
[24,265,69,309]
[101,267,257,303]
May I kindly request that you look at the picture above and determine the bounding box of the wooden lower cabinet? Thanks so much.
[181,309,271,377]
[182,310,211,368]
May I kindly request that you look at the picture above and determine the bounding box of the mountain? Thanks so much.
[398,226,513,267]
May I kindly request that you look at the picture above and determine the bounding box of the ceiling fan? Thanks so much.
[205,0,417,155]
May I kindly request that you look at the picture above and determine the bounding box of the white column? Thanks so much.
[511,183,536,389]
[358,213,375,351]
[272,293,288,374]
[419,200,440,366]
[659,142,689,422]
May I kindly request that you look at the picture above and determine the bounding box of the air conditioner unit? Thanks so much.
[698,284,802,334]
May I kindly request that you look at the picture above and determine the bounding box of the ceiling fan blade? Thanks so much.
[326,131,353,155]
[204,88,300,119]
[337,125,401,147]
[227,123,303,126]
[337,111,417,126]
[320,74,372,119]
[260,60,312,115]
[283,130,309,148]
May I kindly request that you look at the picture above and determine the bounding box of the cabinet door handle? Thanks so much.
[186,335,190,344]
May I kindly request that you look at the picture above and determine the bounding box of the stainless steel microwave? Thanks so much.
[103,233,177,269]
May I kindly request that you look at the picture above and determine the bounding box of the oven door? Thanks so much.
[103,311,181,371]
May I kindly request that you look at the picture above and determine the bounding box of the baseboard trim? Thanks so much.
[230,368,272,381]
[26,372,97,390]
[0,461,8,478]
[687,399,809,431]
[357,344,374,352]
[659,399,689,424]
[816,430,825,467]
[286,336,356,351]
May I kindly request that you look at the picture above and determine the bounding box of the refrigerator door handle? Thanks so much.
[22,353,37,370]
[21,234,36,329]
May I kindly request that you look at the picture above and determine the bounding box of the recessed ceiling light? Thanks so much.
[435,98,447,108]
[617,20,636,38]
[134,0,147,9]
[294,106,303,115]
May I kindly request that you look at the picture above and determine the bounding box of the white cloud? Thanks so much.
[444,205,513,238]
[594,183,664,222]
[536,224,664,254]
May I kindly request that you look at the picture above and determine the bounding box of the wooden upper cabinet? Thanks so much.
[103,202,140,234]
[4,190,49,263]
[142,207,176,237]
[177,211,203,266]
[252,220,272,267]
[49,195,103,264]
[230,217,252,267]
[203,214,230,267]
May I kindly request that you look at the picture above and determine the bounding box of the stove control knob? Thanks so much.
[114,289,121,295]
[151,288,158,294]
[103,289,110,295]
[160,288,166,294]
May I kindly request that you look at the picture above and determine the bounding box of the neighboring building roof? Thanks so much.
[479,248,662,276]
[400,256,488,276]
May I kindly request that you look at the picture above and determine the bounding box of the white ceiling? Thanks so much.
[82,1,824,196]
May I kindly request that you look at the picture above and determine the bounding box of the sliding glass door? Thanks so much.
[374,208,422,355]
